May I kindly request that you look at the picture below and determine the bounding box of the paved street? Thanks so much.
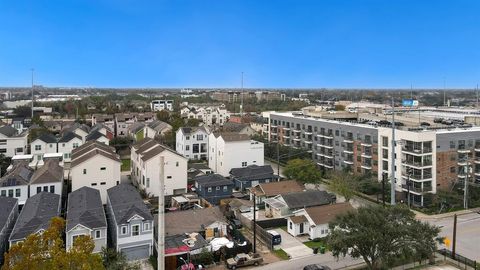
[258,252,364,270]
[420,211,480,261]
[265,160,285,178]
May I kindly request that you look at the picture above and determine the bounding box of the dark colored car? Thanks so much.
[230,218,243,229]
[303,264,332,270]
[420,122,430,126]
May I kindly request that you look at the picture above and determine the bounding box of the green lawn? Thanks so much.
[121,159,131,171]
[303,239,329,251]
[272,249,290,260]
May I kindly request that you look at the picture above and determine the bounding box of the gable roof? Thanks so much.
[251,180,304,197]
[189,163,211,171]
[30,159,63,184]
[213,132,250,142]
[128,122,145,134]
[35,133,57,144]
[222,122,249,133]
[71,149,120,168]
[281,190,334,209]
[0,162,34,187]
[62,122,90,135]
[140,145,166,162]
[107,184,153,225]
[58,131,82,143]
[132,138,157,153]
[304,203,354,225]
[85,130,106,141]
[165,207,227,236]
[71,140,115,157]
[230,165,275,181]
[0,197,18,230]
[147,120,172,132]
[0,125,18,137]
[67,187,107,231]
[9,192,60,242]
[180,126,207,135]
[194,174,234,187]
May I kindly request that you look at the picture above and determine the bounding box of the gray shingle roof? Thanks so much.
[213,132,250,142]
[222,122,249,133]
[230,165,275,182]
[281,190,334,209]
[107,184,153,225]
[35,133,58,143]
[165,207,227,236]
[194,174,233,187]
[0,163,34,187]
[0,125,18,137]
[128,122,145,134]
[67,187,107,231]
[86,130,106,141]
[9,192,60,242]
[30,159,63,185]
[147,120,172,132]
[0,197,18,230]
[58,131,82,143]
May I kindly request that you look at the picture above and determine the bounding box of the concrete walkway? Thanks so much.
[276,229,313,259]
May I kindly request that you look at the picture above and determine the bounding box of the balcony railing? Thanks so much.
[402,184,433,193]
[402,146,432,154]
[402,160,432,167]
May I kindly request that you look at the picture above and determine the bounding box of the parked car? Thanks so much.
[267,230,282,245]
[230,218,242,229]
[226,253,263,269]
[303,264,332,270]
[420,122,430,126]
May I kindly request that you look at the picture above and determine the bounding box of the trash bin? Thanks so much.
[319,246,326,254]
[313,247,318,254]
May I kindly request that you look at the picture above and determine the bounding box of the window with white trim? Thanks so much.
[132,225,140,236]
[121,226,127,235]
[95,230,101,239]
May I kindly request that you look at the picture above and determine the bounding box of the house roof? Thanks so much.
[289,215,307,224]
[128,122,145,134]
[107,184,153,225]
[58,131,82,143]
[213,132,250,142]
[189,163,211,171]
[66,187,107,232]
[0,197,18,230]
[140,145,166,162]
[304,203,354,225]
[85,130,106,141]
[222,122,249,133]
[136,112,155,122]
[147,120,172,132]
[165,234,209,254]
[91,123,113,133]
[30,159,63,185]
[115,113,136,122]
[251,180,304,197]
[165,207,227,236]
[230,165,275,182]
[71,149,120,168]
[71,140,115,157]
[0,162,34,187]
[133,138,157,153]
[180,126,207,135]
[0,125,18,137]
[194,174,234,187]
[281,190,334,209]
[35,133,57,143]
[9,192,60,242]
[62,122,90,135]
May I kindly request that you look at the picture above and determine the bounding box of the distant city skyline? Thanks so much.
[1,0,479,88]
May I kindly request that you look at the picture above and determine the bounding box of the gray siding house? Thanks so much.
[66,187,107,253]
[106,184,154,261]
[194,174,234,205]
[9,192,61,245]
[230,165,278,191]
[0,197,19,265]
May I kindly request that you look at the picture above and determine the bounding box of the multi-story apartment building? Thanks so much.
[175,127,209,160]
[151,100,173,111]
[269,111,480,207]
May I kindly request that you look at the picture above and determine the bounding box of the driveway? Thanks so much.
[275,229,313,259]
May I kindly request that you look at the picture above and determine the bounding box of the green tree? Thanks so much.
[13,106,32,118]
[0,154,12,177]
[2,217,104,270]
[328,205,440,270]
[328,171,358,202]
[101,248,140,270]
[283,159,321,184]
[156,110,170,122]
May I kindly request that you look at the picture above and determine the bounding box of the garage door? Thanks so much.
[121,245,150,261]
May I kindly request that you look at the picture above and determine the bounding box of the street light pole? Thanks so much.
[390,97,396,205]
[276,142,280,178]
[464,160,469,210]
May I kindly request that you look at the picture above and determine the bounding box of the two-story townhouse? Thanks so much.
[66,187,107,253]
[130,138,188,197]
[106,184,154,261]
[0,162,33,206]
[9,192,61,245]
[85,130,110,145]
[115,113,137,137]
[30,133,58,162]
[29,159,63,197]
[208,132,264,176]
[0,125,28,157]
[194,174,234,205]
[135,112,156,123]
[0,197,18,265]
[57,131,83,162]
[70,141,121,204]
[91,115,115,136]
[91,123,115,141]
[175,127,209,160]
[144,120,172,139]
[230,165,279,191]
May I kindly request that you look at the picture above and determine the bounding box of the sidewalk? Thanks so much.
[414,207,480,220]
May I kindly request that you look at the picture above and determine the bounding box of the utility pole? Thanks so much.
[276,142,280,178]
[390,97,396,205]
[452,214,457,259]
[157,156,165,270]
[382,172,386,207]
[240,72,244,117]
[253,194,257,253]
[31,68,34,119]
[443,77,446,107]
[407,170,411,208]
[464,159,469,210]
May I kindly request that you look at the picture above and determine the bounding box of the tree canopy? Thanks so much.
[327,171,359,202]
[328,205,440,270]
[2,217,104,270]
[283,158,322,184]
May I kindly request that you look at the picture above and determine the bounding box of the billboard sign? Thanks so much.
[402,99,419,107]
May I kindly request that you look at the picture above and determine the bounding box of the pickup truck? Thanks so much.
[226,253,263,269]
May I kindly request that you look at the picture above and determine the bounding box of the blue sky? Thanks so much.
[0,0,479,88]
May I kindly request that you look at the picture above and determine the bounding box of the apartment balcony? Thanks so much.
[344,138,354,143]
[283,127,291,131]
[474,145,480,152]
[304,130,313,135]
[270,124,277,128]
[475,171,480,177]
[361,164,372,170]
[343,160,354,165]
[361,153,372,158]
[402,160,432,168]
[457,160,468,166]
[401,173,432,181]
[401,184,432,194]
[270,131,278,136]
[361,141,372,147]
[343,149,354,154]
[293,137,301,141]
[474,159,480,164]
[457,147,471,154]
[283,135,290,139]
[401,146,432,155]
[305,140,313,144]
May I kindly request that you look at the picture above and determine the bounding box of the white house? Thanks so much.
[175,127,209,160]
[287,203,353,239]
[30,133,58,162]
[131,138,188,197]
[0,125,28,157]
[106,184,154,261]
[70,141,121,204]
[63,123,90,143]
[29,159,64,197]
[86,130,110,145]
[115,113,137,137]
[144,120,172,139]
[66,187,107,253]
[208,132,264,176]
[0,162,33,206]
[181,104,230,127]
[151,100,173,111]
[58,131,83,162]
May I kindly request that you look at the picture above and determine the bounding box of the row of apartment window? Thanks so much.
[206,186,229,192]
[83,167,107,174]
[185,143,207,153]
[0,188,21,198]
[185,135,204,141]
[35,143,79,151]
[120,222,151,236]
[72,230,102,244]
